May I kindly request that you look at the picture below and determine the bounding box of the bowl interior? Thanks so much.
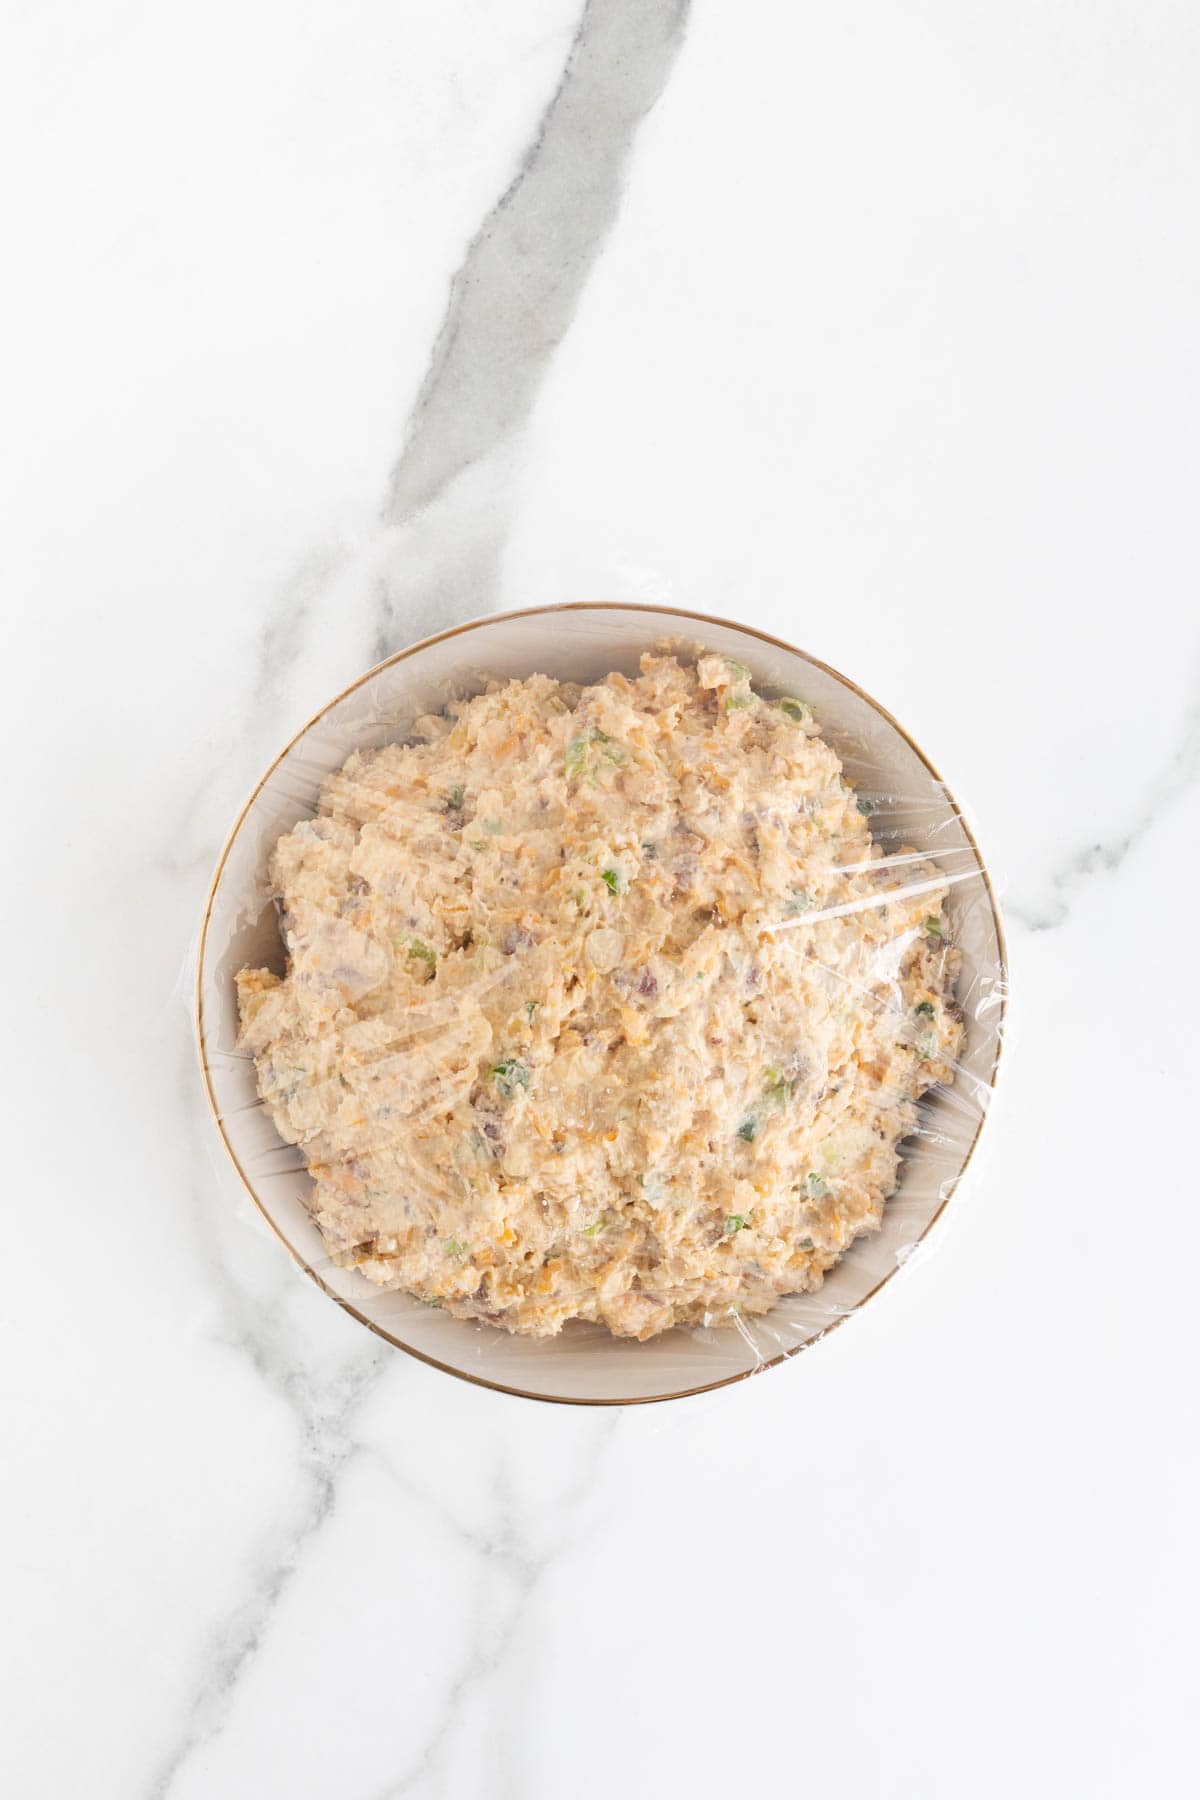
[197,605,1004,1402]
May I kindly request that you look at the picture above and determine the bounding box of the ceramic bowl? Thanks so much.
[196,603,1006,1403]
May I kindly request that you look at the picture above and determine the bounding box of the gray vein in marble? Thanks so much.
[1007,665,1200,931]
[370,450,520,668]
[147,1352,382,1800]
[172,0,692,843]
[250,540,351,709]
[372,0,692,659]
[147,1052,386,1800]
[371,1415,622,1800]
[161,540,350,884]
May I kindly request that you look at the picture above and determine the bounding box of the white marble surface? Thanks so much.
[3,2,1198,1794]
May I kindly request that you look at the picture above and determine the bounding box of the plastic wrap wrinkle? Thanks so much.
[195,604,1005,1403]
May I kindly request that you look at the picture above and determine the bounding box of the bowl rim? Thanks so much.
[195,600,1008,1405]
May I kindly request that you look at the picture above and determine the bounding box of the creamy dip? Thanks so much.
[237,653,962,1339]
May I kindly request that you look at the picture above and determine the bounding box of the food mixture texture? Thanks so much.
[237,653,962,1340]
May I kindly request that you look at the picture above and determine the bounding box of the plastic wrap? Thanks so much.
[195,603,1006,1403]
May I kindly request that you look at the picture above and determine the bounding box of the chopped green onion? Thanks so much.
[856,796,877,817]
[785,888,814,916]
[778,697,812,724]
[805,1172,828,1199]
[917,1031,938,1060]
[725,691,755,712]
[600,867,627,895]
[736,1118,758,1143]
[567,727,625,777]
[924,916,944,940]
[491,1059,531,1099]
[565,736,588,776]
[526,1000,540,1021]
[798,1236,814,1251]
[763,1066,792,1108]
[724,659,752,682]
[583,1218,604,1237]
[447,784,465,809]
[403,937,437,968]
[726,1213,748,1234]
[915,1000,935,1018]
[444,1237,466,1257]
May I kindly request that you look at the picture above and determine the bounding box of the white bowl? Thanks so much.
[196,603,1006,1403]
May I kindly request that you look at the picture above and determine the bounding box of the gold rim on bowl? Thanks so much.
[195,602,1008,1405]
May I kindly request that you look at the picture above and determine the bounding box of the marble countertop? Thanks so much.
[3,3,1197,1795]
